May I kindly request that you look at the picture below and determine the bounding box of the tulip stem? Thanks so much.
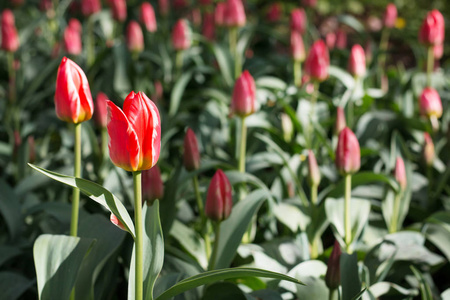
[208,222,221,271]
[101,127,108,162]
[347,77,358,129]
[133,171,144,300]
[310,183,319,259]
[238,116,247,174]
[7,52,16,105]
[70,123,82,237]
[378,28,390,72]
[344,174,352,253]
[389,191,402,233]
[426,46,434,87]
[193,175,211,258]
[311,183,318,206]
[175,50,183,80]
[307,82,319,148]
[293,60,302,87]
[87,16,95,67]
[328,288,337,300]
[229,27,240,79]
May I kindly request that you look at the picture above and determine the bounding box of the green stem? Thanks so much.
[208,222,221,271]
[389,192,402,233]
[70,123,82,237]
[101,127,108,162]
[133,171,144,300]
[311,184,318,206]
[329,288,337,300]
[426,46,434,87]
[310,183,319,259]
[347,77,358,129]
[310,237,319,260]
[238,116,247,173]
[87,16,95,67]
[7,52,16,105]
[229,27,240,79]
[344,174,352,253]
[175,50,183,80]
[378,28,390,71]
[307,82,319,148]
[294,60,302,87]
[193,175,211,258]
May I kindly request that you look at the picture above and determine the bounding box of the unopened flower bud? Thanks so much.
[231,70,256,117]
[423,133,434,167]
[290,30,305,62]
[205,170,233,222]
[290,8,306,34]
[307,150,321,187]
[335,107,346,135]
[394,157,407,191]
[348,44,366,78]
[419,10,445,46]
[383,3,397,28]
[304,40,329,82]
[183,128,201,171]
[325,240,342,290]
[126,21,144,54]
[142,165,164,205]
[336,127,360,175]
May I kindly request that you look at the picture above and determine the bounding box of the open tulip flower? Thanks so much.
[106,91,161,172]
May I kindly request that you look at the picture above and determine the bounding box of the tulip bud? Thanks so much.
[419,87,442,119]
[140,2,157,33]
[335,29,347,49]
[202,12,215,41]
[173,0,188,10]
[281,113,293,143]
[394,157,407,191]
[153,80,163,102]
[142,165,164,205]
[158,0,169,17]
[224,0,246,28]
[189,9,202,28]
[205,169,233,222]
[183,128,201,171]
[434,43,443,60]
[172,19,192,51]
[304,40,330,82]
[126,21,144,54]
[63,19,82,55]
[28,136,36,163]
[290,31,305,62]
[308,150,321,187]
[107,91,161,172]
[419,10,445,46]
[348,44,366,78]
[325,240,342,290]
[110,214,127,231]
[325,32,336,50]
[336,127,360,175]
[335,107,346,135]
[81,0,101,17]
[383,3,397,28]
[423,133,434,166]
[13,130,21,155]
[290,8,306,34]
[108,0,127,22]
[95,92,108,128]
[267,3,282,23]
[55,57,94,124]
[1,10,20,52]
[215,3,226,27]
[231,70,256,117]
[40,0,53,12]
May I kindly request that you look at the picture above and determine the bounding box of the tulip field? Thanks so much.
[2,0,450,299]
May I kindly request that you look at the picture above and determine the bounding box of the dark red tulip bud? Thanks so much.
[205,170,233,222]
[325,240,342,290]
[81,0,101,17]
[183,128,201,172]
[142,165,164,205]
[172,19,191,51]
[224,0,246,28]
[108,0,127,22]
[267,3,282,23]
[95,92,108,128]
[335,29,347,49]
[335,107,346,135]
[290,8,306,34]
[336,127,360,175]
[419,10,445,46]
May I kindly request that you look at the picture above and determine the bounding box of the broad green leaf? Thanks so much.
[273,203,309,233]
[256,77,287,91]
[28,164,135,237]
[169,70,194,116]
[34,234,95,300]
[341,253,362,300]
[424,212,450,262]
[170,220,208,269]
[281,260,328,299]
[202,282,246,300]
[0,272,34,300]
[128,201,164,300]
[0,180,23,240]
[210,44,233,87]
[155,268,303,300]
[328,66,355,90]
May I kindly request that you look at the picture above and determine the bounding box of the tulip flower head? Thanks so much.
[108,0,127,22]
[158,0,169,16]
[336,127,360,175]
[325,240,342,290]
[1,10,20,52]
[348,44,366,78]
[183,128,201,172]
[202,12,215,41]
[215,2,226,27]
[81,0,101,17]
[308,150,321,187]
[383,3,397,28]
[394,157,407,191]
[290,30,305,62]
[304,40,330,82]
[172,19,192,51]
[126,21,144,54]
[335,29,347,49]
[419,10,445,46]
[326,32,336,50]
[107,91,161,172]
[142,165,164,205]
[335,107,346,135]
[140,2,157,33]
[423,133,434,167]
[63,19,82,55]
[231,70,256,117]
[110,214,127,231]
[419,87,442,119]
[205,170,233,222]
[224,0,246,28]
[290,8,306,34]
[303,0,317,7]
[94,92,108,128]
[267,3,282,23]
[54,57,94,124]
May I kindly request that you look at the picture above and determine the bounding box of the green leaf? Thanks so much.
[341,253,362,300]
[28,164,135,237]
[255,76,287,91]
[328,66,355,90]
[169,70,194,116]
[128,200,164,300]
[155,268,303,300]
[281,260,328,299]
[34,234,95,300]
[0,272,34,300]
[367,282,418,298]
[170,220,208,269]
[210,44,233,87]
[410,265,433,300]
[202,282,246,300]
[424,212,450,262]
[0,180,23,240]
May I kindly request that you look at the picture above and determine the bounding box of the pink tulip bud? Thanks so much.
[419,87,442,119]
[434,43,443,59]
[172,19,191,51]
[267,3,282,23]
[95,92,108,128]
[142,165,164,205]
[189,9,202,28]
[1,10,20,52]
[126,21,144,53]
[290,31,305,62]
[81,0,101,17]
[394,157,407,191]
[183,128,201,171]
[140,2,157,33]
[336,127,360,175]
[383,3,397,28]
[325,240,341,290]
[108,0,127,22]
[224,0,246,28]
[231,70,256,117]
[63,19,82,55]
[153,80,163,102]
[308,150,321,187]
[348,44,366,78]
[290,8,307,34]
[202,12,215,41]
[419,10,445,46]
[215,2,226,27]
[335,29,347,49]
[110,214,127,231]
[205,169,233,222]
[303,0,317,7]
[325,32,336,50]
[423,133,434,166]
[335,107,346,135]
[158,0,169,17]
[200,0,212,6]
[304,40,330,82]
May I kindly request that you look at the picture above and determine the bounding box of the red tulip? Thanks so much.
[224,0,246,28]
[231,70,256,117]
[205,169,233,222]
[304,40,330,82]
[126,21,144,53]
[335,107,346,135]
[267,3,282,23]
[434,43,443,59]
[202,12,215,41]
[290,8,306,34]
[325,240,341,290]
[108,0,127,22]
[172,19,191,51]
[394,157,407,191]
[158,0,169,17]
[419,87,442,119]
[54,57,94,124]
[183,128,201,171]
[63,19,82,55]
[423,133,434,166]
[106,91,161,172]
[142,165,164,205]
[325,32,336,50]
[173,0,188,10]
[140,2,157,33]
[308,150,321,187]
[383,3,397,28]
[335,29,347,49]
[419,10,445,46]
[95,92,108,128]
[336,127,360,175]
[81,0,101,16]
[1,10,20,52]
[215,2,226,27]
[290,31,305,62]
[348,44,366,78]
